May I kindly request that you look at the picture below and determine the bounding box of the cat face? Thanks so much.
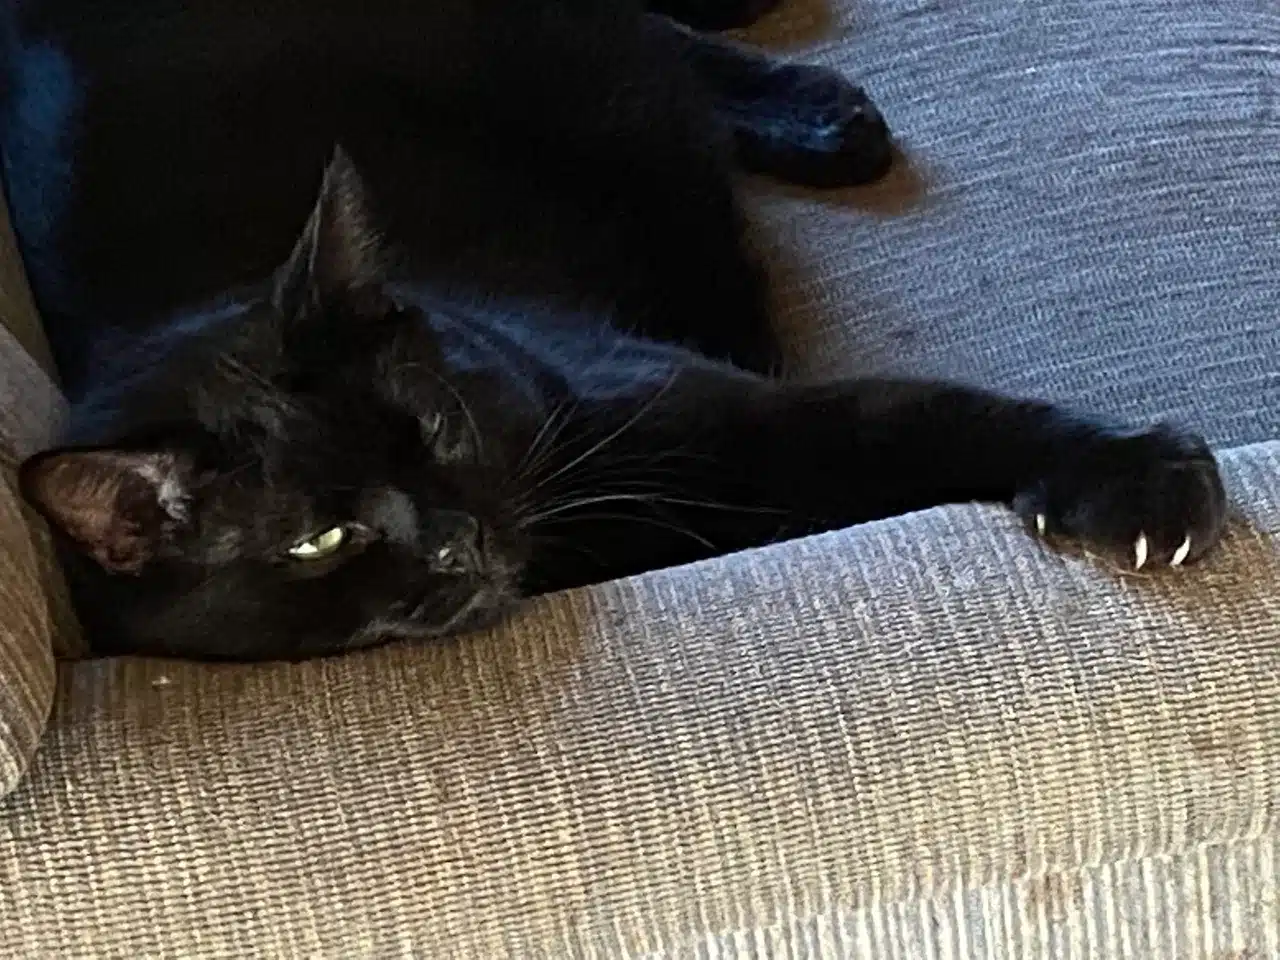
[22,150,536,660]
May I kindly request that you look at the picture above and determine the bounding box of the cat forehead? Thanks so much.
[198,466,317,519]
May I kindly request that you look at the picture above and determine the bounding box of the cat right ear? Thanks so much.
[20,449,192,574]
[272,146,388,315]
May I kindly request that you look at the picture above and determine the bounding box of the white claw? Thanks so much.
[1035,514,1047,536]
[1134,533,1149,570]
[1171,536,1192,567]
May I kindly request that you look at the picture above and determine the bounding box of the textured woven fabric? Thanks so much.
[0,439,56,796]
[1,440,1276,958]
[0,186,75,797]
[744,0,1280,449]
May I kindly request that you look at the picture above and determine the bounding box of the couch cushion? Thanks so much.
[1,439,1276,958]
[744,0,1280,449]
[0,179,81,796]
[0,324,69,797]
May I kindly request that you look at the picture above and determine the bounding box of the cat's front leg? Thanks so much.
[738,378,1228,567]
[522,375,1227,596]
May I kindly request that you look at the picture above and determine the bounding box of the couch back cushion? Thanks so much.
[747,0,1280,449]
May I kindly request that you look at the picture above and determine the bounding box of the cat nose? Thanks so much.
[425,509,483,574]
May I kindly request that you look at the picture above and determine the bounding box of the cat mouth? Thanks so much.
[419,582,513,635]
[347,581,516,651]
[404,574,520,637]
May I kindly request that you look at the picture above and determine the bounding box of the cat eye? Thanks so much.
[286,526,349,560]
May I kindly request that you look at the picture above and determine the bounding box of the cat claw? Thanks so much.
[1133,532,1192,569]
[1134,533,1149,570]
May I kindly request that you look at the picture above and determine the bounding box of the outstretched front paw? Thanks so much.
[1016,424,1227,569]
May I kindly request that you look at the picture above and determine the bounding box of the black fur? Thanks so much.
[3,0,1226,660]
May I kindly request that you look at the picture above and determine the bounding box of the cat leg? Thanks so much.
[728,379,1227,568]
[524,375,1227,591]
[647,15,893,186]
[645,0,781,31]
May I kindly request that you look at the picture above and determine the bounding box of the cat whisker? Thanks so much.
[630,494,786,515]
[515,472,683,522]
[521,492,662,527]
[523,376,677,496]
[515,400,569,476]
[514,398,580,485]
[534,511,717,551]
[521,488,787,529]
[549,448,716,484]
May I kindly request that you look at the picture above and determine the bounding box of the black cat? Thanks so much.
[3,0,1226,660]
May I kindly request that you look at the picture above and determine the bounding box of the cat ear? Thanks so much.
[20,449,191,574]
[272,146,386,313]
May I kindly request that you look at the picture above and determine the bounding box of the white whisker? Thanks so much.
[525,376,678,496]
[536,511,717,551]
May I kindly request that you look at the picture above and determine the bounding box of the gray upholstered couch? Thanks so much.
[1,1,1278,956]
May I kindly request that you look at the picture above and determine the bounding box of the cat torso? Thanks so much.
[3,0,771,394]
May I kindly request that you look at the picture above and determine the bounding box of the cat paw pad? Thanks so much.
[1018,423,1227,569]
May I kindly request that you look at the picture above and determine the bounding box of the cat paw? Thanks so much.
[733,66,893,187]
[1015,424,1228,569]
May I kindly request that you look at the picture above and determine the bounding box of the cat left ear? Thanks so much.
[20,449,192,574]
[272,146,387,313]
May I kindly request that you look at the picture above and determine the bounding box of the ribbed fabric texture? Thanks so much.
[0,471,55,795]
[745,0,1280,449]
[0,186,74,797]
[0,441,1276,958]
[688,840,1280,958]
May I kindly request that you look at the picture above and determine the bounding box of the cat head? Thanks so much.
[21,149,539,660]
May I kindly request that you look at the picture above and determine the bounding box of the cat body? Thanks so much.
[2,0,1226,660]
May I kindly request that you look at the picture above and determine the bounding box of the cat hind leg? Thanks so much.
[645,0,782,32]
[648,15,894,187]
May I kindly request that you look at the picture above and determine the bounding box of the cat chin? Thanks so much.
[347,581,521,651]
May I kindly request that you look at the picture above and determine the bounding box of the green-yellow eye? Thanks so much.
[287,526,348,560]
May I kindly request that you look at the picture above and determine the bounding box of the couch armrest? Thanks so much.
[0,182,78,799]
[2,442,1277,958]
